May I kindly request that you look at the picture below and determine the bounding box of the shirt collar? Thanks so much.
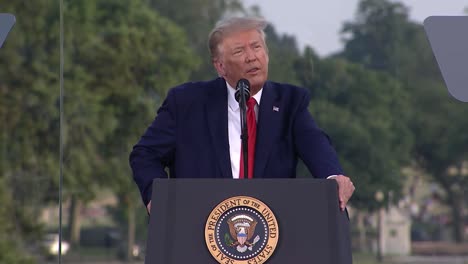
[226,80,263,111]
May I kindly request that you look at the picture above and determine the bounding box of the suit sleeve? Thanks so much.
[129,89,177,206]
[293,90,344,178]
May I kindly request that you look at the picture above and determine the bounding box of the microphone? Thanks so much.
[235,78,251,103]
[235,79,250,178]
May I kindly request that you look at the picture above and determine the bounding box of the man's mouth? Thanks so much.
[247,67,259,73]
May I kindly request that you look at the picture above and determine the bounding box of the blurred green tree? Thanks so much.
[149,0,244,80]
[296,55,413,211]
[410,84,468,243]
[0,179,35,264]
[0,0,198,258]
[62,0,198,254]
[264,25,302,86]
[340,0,468,242]
[0,2,60,260]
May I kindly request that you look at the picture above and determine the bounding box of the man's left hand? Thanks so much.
[330,175,355,211]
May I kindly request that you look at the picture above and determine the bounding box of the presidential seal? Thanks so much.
[205,196,279,264]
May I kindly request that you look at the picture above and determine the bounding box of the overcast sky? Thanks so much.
[241,0,467,56]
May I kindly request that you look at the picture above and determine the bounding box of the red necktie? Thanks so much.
[240,97,257,179]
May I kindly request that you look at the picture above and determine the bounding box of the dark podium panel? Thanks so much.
[146,178,352,264]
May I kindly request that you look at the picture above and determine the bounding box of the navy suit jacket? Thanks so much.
[130,78,343,205]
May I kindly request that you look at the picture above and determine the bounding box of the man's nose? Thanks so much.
[245,48,256,62]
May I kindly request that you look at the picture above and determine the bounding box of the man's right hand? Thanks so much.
[147,200,152,214]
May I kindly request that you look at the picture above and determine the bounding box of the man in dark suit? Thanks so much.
[130,17,355,213]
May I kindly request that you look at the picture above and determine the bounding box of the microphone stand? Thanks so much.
[238,82,249,179]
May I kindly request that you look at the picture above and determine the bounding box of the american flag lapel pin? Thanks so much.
[273,106,279,112]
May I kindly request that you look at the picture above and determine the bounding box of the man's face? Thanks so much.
[214,29,269,94]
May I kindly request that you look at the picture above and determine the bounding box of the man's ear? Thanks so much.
[213,59,225,77]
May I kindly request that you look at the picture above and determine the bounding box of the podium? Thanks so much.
[146,178,352,264]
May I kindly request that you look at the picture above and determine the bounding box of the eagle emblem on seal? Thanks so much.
[225,214,261,253]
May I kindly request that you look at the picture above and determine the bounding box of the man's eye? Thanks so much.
[233,50,242,55]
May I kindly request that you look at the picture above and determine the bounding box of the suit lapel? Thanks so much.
[254,82,280,178]
[206,78,232,178]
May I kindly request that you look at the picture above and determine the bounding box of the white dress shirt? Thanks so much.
[226,81,262,179]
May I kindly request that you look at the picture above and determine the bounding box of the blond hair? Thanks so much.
[208,17,268,60]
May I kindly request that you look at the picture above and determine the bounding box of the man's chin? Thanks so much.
[249,76,266,89]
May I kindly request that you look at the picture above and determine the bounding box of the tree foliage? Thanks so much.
[0,0,198,257]
[0,179,35,264]
[149,0,243,80]
[298,56,413,210]
[341,0,468,241]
